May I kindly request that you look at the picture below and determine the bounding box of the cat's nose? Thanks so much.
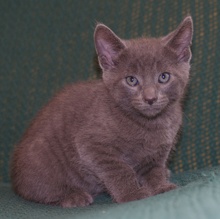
[145,97,157,105]
[144,87,157,105]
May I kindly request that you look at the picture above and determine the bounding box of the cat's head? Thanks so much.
[94,17,193,118]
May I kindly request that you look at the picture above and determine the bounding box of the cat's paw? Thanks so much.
[152,183,177,195]
[115,188,151,203]
[60,190,93,208]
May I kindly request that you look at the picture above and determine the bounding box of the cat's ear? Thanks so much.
[162,16,193,62]
[94,24,126,70]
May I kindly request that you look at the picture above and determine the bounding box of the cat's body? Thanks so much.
[11,17,193,207]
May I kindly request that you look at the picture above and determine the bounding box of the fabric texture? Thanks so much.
[1,166,220,219]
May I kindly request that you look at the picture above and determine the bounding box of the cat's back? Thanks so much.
[53,79,104,111]
[13,79,106,153]
[11,79,106,172]
[30,79,104,127]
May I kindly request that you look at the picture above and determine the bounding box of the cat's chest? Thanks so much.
[117,120,178,167]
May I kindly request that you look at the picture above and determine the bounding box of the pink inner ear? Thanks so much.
[169,27,192,51]
[98,39,118,59]
[96,39,116,69]
[98,55,114,70]
[178,47,191,62]
[94,24,126,70]
[167,27,192,62]
[162,17,193,62]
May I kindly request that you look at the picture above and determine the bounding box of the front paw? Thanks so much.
[152,183,177,195]
[115,188,151,203]
[59,190,93,208]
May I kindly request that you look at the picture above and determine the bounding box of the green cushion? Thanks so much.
[1,166,220,219]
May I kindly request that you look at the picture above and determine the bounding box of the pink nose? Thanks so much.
[144,87,157,105]
[143,86,157,105]
[144,97,157,105]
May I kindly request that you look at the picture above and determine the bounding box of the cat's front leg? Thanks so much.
[94,157,151,203]
[142,166,177,195]
[78,143,150,203]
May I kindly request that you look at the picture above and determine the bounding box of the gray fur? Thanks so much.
[10,17,193,207]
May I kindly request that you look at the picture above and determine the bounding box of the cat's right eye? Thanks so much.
[126,76,139,87]
[158,72,170,84]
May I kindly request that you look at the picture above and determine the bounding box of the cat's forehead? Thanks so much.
[125,38,163,56]
[121,38,169,71]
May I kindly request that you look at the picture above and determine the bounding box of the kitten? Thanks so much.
[10,16,193,208]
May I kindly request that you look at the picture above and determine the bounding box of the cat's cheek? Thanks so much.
[102,71,119,87]
[110,85,133,106]
[165,83,181,103]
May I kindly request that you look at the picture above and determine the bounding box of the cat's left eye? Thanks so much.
[158,72,170,84]
[126,76,139,86]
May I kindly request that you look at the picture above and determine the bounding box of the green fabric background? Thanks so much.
[1,0,220,183]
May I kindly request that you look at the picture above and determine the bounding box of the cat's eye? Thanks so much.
[126,76,139,86]
[158,72,170,84]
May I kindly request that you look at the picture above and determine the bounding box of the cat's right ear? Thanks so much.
[94,24,126,71]
[162,16,193,63]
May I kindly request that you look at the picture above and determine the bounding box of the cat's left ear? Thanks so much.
[94,24,126,71]
[162,16,193,62]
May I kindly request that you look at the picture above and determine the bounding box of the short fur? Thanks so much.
[10,17,193,207]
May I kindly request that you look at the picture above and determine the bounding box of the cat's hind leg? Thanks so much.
[12,171,94,208]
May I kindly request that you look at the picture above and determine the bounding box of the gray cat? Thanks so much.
[10,16,193,207]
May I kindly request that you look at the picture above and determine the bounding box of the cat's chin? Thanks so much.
[140,109,163,118]
[134,105,168,119]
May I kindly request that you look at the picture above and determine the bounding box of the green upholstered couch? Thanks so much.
[1,1,220,218]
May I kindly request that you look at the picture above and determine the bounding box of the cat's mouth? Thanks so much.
[142,106,164,117]
[133,102,169,118]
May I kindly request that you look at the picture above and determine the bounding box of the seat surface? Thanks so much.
[1,166,220,219]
